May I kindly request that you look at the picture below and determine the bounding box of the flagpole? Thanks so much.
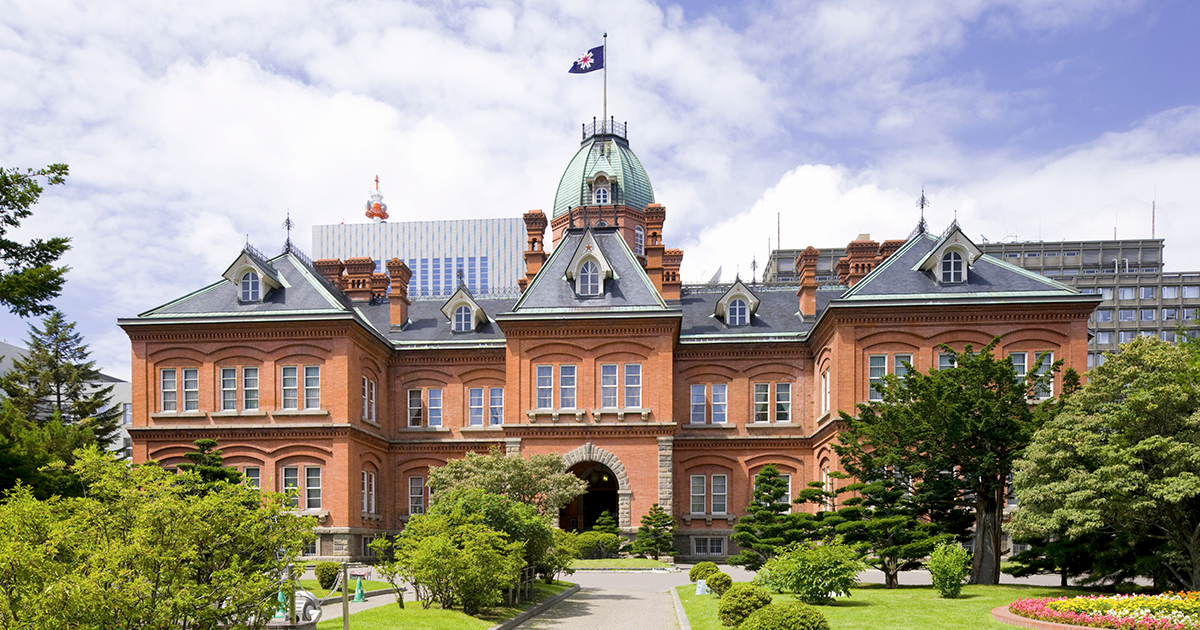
[603,32,607,133]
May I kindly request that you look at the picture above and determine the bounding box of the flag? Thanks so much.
[568,46,604,74]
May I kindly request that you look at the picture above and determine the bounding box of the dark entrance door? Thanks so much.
[560,461,619,532]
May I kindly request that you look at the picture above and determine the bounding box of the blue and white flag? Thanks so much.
[568,46,604,73]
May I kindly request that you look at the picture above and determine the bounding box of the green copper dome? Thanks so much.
[552,123,655,218]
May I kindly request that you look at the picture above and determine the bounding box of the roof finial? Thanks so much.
[282,210,295,254]
[375,174,379,190]
[913,187,930,236]
[750,255,758,285]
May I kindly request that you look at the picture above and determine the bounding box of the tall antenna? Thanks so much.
[603,32,607,132]
[283,210,295,254]
[1152,187,1156,240]
[777,212,781,252]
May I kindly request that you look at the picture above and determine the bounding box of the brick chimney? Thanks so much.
[343,257,377,301]
[313,259,346,291]
[643,204,666,294]
[838,235,879,287]
[386,258,412,328]
[878,239,905,263]
[522,210,548,292]
[662,248,683,300]
[795,246,820,316]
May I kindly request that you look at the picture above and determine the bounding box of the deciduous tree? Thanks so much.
[427,445,586,515]
[0,164,71,317]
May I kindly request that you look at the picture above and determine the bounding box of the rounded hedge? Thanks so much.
[706,571,733,596]
[740,602,830,630]
[314,561,341,591]
[690,561,720,583]
[718,583,773,627]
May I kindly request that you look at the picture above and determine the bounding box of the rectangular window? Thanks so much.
[362,471,376,513]
[536,365,553,409]
[1097,331,1112,344]
[1119,287,1135,300]
[778,474,793,505]
[428,389,443,427]
[1010,352,1027,383]
[409,476,425,515]
[469,387,485,426]
[123,403,132,425]
[305,467,321,510]
[1162,330,1177,343]
[1004,252,1020,258]
[1025,252,1040,258]
[183,368,199,411]
[821,370,830,414]
[559,365,576,409]
[938,353,956,370]
[711,384,727,423]
[775,383,791,422]
[1140,287,1156,299]
[283,466,300,509]
[1140,309,1156,322]
[121,437,132,459]
[221,367,237,410]
[161,368,178,412]
[690,474,705,513]
[712,474,727,514]
[1045,251,1059,257]
[1096,310,1113,322]
[361,376,369,420]
[303,538,317,557]
[709,538,724,555]
[368,379,376,422]
[690,384,706,424]
[868,354,887,400]
[282,366,298,409]
[694,538,709,555]
[243,466,260,488]
[304,366,320,409]
[1118,309,1135,322]
[600,364,618,408]
[1119,331,1135,343]
[1164,286,1180,299]
[1187,308,1200,321]
[243,367,258,410]
[754,383,770,422]
[488,387,503,425]
[894,354,912,378]
[1033,352,1053,399]
[408,389,423,427]
[624,364,641,408]
[1064,251,1079,257]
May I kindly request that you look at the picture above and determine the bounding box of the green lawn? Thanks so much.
[676,582,1095,630]
[314,580,572,630]
[571,558,673,569]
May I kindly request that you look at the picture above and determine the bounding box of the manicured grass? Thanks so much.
[314,580,572,630]
[677,581,1096,630]
[571,558,673,569]
[298,578,393,599]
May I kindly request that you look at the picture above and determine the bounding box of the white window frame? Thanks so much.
[753,383,770,422]
[428,388,443,427]
[868,354,886,401]
[894,354,912,379]
[559,365,576,408]
[690,474,706,513]
[775,382,791,422]
[941,250,963,283]
[1033,352,1054,400]
[690,384,706,424]
[282,466,300,508]
[535,365,553,409]
[183,368,199,411]
[243,367,259,410]
[282,366,299,410]
[488,387,503,425]
[711,383,727,424]
[305,466,321,510]
[303,366,320,410]
[243,466,260,488]
[728,298,748,326]
[241,271,260,301]
[454,305,472,332]
[821,370,830,415]
[409,476,425,515]
[624,364,642,408]
[161,368,178,412]
[712,474,727,514]
[594,186,609,205]
[634,226,645,256]
[469,387,485,426]
[578,260,601,296]
[361,470,376,513]
[600,364,618,408]
[938,353,957,370]
[408,389,423,427]
[221,367,238,411]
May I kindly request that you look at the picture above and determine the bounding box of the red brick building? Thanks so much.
[119,124,1099,561]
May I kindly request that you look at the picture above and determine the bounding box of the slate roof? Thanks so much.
[676,285,812,342]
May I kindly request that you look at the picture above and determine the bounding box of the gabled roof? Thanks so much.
[914,221,983,272]
[506,226,669,315]
[221,245,284,292]
[440,286,489,331]
[714,279,761,320]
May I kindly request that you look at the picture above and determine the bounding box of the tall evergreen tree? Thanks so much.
[0,311,121,446]
[629,503,676,560]
[0,164,71,317]
[729,464,817,571]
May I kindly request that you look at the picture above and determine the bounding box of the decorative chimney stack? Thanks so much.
[643,204,666,294]
[522,210,548,292]
[662,249,683,300]
[365,175,389,222]
[343,258,379,301]
[838,234,880,287]
[313,259,346,291]
[386,258,412,328]
[795,246,820,316]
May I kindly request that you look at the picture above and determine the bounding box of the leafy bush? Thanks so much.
[706,571,733,596]
[427,488,554,567]
[314,561,341,590]
[740,602,830,630]
[690,561,720,582]
[537,528,579,584]
[576,531,622,559]
[753,540,864,604]
[929,542,971,599]
[718,583,773,627]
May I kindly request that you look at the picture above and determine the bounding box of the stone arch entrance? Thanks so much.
[560,443,632,531]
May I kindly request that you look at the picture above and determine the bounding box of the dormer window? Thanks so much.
[241,272,260,301]
[454,305,472,332]
[635,226,645,256]
[594,187,609,204]
[579,260,601,296]
[728,299,748,326]
[941,251,964,283]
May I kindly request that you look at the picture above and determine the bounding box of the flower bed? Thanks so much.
[1009,593,1200,630]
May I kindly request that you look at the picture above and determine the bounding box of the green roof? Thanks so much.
[552,134,655,217]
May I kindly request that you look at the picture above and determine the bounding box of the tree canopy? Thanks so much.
[835,338,1062,584]
[729,464,817,571]
[0,164,71,317]
[1013,335,1200,590]
[426,445,586,515]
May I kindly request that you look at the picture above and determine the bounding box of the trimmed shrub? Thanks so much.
[576,531,622,559]
[690,561,720,583]
[718,583,773,627]
[929,542,971,599]
[706,571,733,596]
[740,602,830,630]
[314,561,341,591]
[753,540,863,604]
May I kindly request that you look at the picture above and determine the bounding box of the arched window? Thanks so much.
[579,260,601,296]
[941,251,964,283]
[241,271,260,301]
[594,187,609,205]
[635,226,645,256]
[454,305,472,332]
[728,298,748,326]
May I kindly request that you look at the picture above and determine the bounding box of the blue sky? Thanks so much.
[2,0,1199,379]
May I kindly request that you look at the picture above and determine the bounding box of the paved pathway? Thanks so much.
[514,573,685,630]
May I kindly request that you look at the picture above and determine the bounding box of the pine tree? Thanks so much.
[593,510,620,535]
[729,464,816,571]
[177,439,244,495]
[0,311,121,445]
[629,503,676,560]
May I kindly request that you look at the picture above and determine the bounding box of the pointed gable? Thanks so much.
[915,221,983,278]
[714,279,761,326]
[221,245,284,299]
[440,286,488,332]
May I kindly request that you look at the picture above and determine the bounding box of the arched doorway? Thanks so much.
[560,461,619,532]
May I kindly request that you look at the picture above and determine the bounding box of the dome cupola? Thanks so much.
[552,118,654,218]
